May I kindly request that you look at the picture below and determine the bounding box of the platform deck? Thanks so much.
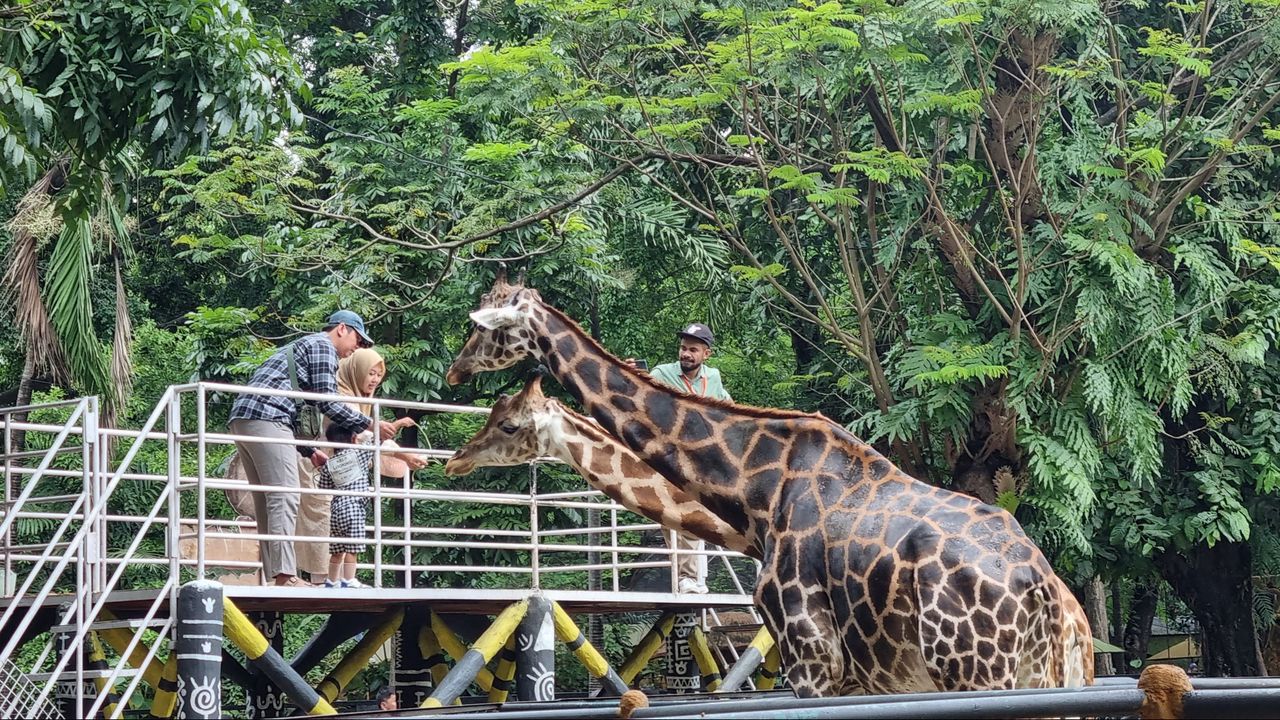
[1,586,757,618]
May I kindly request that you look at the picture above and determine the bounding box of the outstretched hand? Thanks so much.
[377,420,398,441]
[309,450,329,468]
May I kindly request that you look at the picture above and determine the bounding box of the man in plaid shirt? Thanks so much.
[229,310,396,588]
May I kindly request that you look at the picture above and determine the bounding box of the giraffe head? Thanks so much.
[445,273,541,385]
[445,374,556,476]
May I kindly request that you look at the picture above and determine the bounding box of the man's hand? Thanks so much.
[378,420,398,441]
[309,450,329,468]
[624,358,649,372]
[403,453,429,470]
[395,416,417,429]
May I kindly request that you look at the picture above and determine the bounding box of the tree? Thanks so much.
[437,0,1280,673]
[0,0,303,411]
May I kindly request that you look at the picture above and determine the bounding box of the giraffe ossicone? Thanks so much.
[446,276,1094,697]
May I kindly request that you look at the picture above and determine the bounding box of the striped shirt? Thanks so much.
[229,333,372,435]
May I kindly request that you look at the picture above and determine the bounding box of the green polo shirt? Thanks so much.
[650,362,732,401]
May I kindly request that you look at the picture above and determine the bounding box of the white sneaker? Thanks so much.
[340,578,369,589]
[678,578,708,594]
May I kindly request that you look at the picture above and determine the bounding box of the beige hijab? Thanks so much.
[337,348,386,417]
[335,348,409,478]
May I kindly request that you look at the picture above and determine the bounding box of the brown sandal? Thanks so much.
[275,576,314,588]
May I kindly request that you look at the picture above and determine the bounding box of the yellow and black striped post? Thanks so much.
[717,625,774,692]
[754,644,782,690]
[222,599,336,716]
[96,613,166,689]
[316,608,404,703]
[421,600,528,708]
[690,627,722,692]
[618,612,676,685]
[174,581,223,719]
[417,624,459,705]
[551,602,629,697]
[429,612,497,692]
[488,634,518,703]
[86,632,122,718]
[152,653,180,718]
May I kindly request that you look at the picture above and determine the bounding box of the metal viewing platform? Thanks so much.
[1,383,764,718]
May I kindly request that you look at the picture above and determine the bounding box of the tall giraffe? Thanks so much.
[445,276,1094,696]
[444,374,757,559]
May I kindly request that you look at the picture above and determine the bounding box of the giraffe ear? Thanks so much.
[470,306,526,330]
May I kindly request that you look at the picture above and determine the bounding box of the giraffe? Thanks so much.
[444,373,758,560]
[444,275,1095,697]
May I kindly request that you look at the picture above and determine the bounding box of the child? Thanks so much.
[317,422,377,588]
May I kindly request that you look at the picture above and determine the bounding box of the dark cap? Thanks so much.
[677,322,714,347]
[325,310,374,347]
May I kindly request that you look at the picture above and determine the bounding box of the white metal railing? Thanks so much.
[1,381,758,715]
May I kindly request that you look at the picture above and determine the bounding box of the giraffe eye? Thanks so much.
[499,422,519,434]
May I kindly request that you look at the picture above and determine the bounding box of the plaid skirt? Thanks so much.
[330,493,369,554]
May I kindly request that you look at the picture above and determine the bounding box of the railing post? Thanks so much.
[167,392,182,587]
[175,581,223,719]
[196,384,208,581]
[529,463,540,590]
[372,397,383,588]
[2,407,11,597]
[515,593,554,702]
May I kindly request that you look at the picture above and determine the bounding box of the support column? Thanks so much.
[395,605,433,708]
[244,612,285,718]
[666,612,699,693]
[54,609,91,720]
[175,581,223,719]
[516,594,555,702]
[718,625,773,693]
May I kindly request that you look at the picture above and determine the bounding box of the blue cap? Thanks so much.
[325,310,374,347]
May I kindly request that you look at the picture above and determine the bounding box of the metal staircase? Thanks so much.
[2,392,181,718]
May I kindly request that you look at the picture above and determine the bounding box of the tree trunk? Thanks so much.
[1157,541,1265,676]
[1083,577,1115,676]
[1122,582,1158,673]
[1111,583,1126,673]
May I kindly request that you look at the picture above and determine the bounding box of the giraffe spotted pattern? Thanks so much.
[445,274,1094,697]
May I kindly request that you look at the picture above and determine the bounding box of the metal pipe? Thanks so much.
[717,625,773,693]
[618,612,676,685]
[488,634,518,703]
[421,600,529,708]
[551,601,629,697]
[1184,688,1280,719]
[222,598,336,715]
[431,611,498,692]
[316,608,405,702]
[754,644,781,691]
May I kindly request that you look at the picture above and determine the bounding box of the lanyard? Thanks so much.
[680,373,708,396]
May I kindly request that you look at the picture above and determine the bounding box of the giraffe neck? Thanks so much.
[530,302,894,547]
[539,403,755,557]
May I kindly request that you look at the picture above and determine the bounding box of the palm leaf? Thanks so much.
[2,161,70,382]
[44,205,113,406]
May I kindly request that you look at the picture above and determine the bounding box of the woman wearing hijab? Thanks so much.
[298,348,426,584]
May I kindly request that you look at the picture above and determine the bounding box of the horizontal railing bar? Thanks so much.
[187,381,494,416]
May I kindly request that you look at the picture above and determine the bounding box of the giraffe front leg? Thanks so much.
[757,578,846,697]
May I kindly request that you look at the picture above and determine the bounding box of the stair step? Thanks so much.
[707,623,762,633]
[26,668,140,682]
[50,617,168,633]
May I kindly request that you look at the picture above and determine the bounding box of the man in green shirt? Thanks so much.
[635,322,731,593]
